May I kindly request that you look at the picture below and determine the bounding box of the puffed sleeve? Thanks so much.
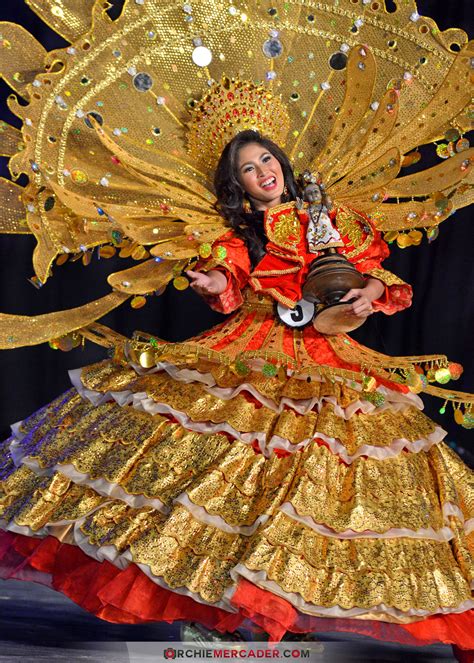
[337,210,413,315]
[196,230,251,314]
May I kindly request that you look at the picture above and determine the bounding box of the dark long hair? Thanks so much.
[213,130,299,267]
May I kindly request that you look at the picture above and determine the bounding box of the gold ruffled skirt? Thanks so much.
[1,292,473,637]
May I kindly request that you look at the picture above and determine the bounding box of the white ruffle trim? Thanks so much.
[227,566,474,621]
[0,509,236,613]
[69,370,446,464]
[264,426,446,463]
[443,503,474,535]
[8,436,473,543]
[128,362,424,418]
[7,510,472,620]
[13,452,169,513]
[0,519,49,539]
[7,438,473,542]
[175,493,269,536]
[279,503,455,542]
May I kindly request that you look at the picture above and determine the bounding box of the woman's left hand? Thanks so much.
[339,279,385,318]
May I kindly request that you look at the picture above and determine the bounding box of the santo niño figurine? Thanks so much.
[300,172,344,253]
[298,172,367,333]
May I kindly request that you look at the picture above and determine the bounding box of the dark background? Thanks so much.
[0,1,472,458]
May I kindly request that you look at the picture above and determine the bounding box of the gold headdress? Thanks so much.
[0,0,472,350]
[187,77,290,171]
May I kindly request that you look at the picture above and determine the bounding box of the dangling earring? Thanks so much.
[242,197,251,213]
[283,184,288,199]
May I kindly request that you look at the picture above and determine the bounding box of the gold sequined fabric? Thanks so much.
[0,1,473,345]
[241,512,473,615]
[1,342,473,619]
[0,0,473,625]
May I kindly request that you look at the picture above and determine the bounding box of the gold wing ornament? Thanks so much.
[0,0,472,420]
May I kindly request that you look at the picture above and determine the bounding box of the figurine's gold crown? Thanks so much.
[187,77,291,172]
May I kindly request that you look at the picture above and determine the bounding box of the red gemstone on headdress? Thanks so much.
[227,92,234,100]
[111,156,120,164]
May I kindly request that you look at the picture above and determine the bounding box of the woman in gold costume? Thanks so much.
[1,126,473,655]
[0,0,473,657]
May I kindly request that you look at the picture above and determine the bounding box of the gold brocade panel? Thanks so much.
[76,362,139,393]
[241,513,472,615]
[0,466,106,532]
[2,395,473,538]
[430,444,474,520]
[79,355,370,411]
[184,449,300,528]
[1,454,473,612]
[3,379,470,537]
[15,389,85,438]
[18,367,439,458]
[286,444,446,534]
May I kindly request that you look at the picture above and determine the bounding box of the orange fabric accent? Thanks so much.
[211,310,259,352]
[250,206,311,305]
[205,274,245,314]
[247,204,412,314]
[401,613,474,650]
[231,579,474,648]
[243,316,275,352]
[282,325,297,359]
[196,206,410,316]
[302,328,347,368]
[1,531,242,632]
[199,231,252,314]
[2,530,473,647]
[371,281,413,315]
[343,213,413,314]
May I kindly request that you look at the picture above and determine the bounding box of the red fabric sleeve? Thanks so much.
[343,216,413,315]
[197,231,251,314]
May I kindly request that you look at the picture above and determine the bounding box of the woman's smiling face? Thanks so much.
[237,142,285,211]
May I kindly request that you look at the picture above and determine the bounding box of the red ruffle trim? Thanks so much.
[1,530,473,649]
[0,531,241,632]
[232,579,474,649]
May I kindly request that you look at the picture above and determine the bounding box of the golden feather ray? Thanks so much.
[312,46,377,177]
[0,0,472,345]
[0,122,24,157]
[24,0,97,43]
[92,122,215,201]
[118,220,187,246]
[327,90,401,189]
[98,152,218,217]
[448,177,474,211]
[0,179,30,234]
[369,200,453,232]
[385,150,474,198]
[107,258,187,295]
[0,291,129,349]
[45,176,219,230]
[364,42,474,164]
[331,148,401,201]
[27,194,112,283]
[0,23,47,99]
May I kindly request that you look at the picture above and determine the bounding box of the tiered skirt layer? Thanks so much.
[0,306,473,645]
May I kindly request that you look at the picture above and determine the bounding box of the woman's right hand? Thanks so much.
[186,269,228,296]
